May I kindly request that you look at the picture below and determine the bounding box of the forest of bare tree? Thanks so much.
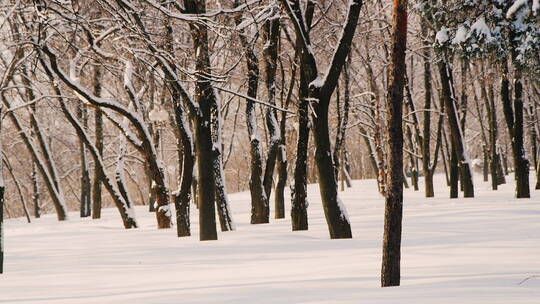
[0,0,538,293]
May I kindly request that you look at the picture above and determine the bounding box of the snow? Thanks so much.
[1,174,540,303]
[452,25,468,44]
[507,0,528,18]
[436,28,450,45]
[309,75,325,88]
[468,17,493,42]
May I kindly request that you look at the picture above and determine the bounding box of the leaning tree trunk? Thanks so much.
[381,0,407,287]
[211,95,235,231]
[437,55,474,198]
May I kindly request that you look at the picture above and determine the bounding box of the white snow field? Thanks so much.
[1,174,539,303]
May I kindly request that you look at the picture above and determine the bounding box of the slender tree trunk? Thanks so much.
[421,25,434,197]
[275,60,295,219]
[211,97,235,231]
[0,113,4,273]
[31,163,40,218]
[92,66,103,219]
[78,105,92,217]
[173,99,194,237]
[382,0,407,287]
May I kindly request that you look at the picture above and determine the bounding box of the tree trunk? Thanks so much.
[184,0,218,240]
[235,9,270,224]
[92,89,104,219]
[437,56,474,198]
[78,105,92,217]
[381,0,407,287]
[262,17,281,201]
[500,71,530,198]
[0,112,4,273]
[421,25,434,197]
[211,98,235,231]
[31,163,40,218]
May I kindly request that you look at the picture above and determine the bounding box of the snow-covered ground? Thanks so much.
[1,174,539,303]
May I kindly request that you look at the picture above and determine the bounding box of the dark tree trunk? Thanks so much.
[173,100,194,237]
[78,105,92,218]
[449,145,459,198]
[235,8,270,224]
[31,163,40,218]
[381,0,407,287]
[0,181,3,273]
[275,61,295,219]
[513,79,530,197]
[291,87,310,231]
[92,97,104,219]
[482,145,489,182]
[333,59,352,188]
[262,17,281,201]
[185,0,218,240]
[0,121,3,273]
[421,27,434,197]
[289,1,315,232]
[92,65,103,219]
[500,71,530,198]
[437,56,474,198]
[211,100,235,231]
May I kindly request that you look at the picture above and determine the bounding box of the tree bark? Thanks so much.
[235,7,269,224]
[92,65,104,219]
[184,0,218,240]
[437,56,474,198]
[381,0,407,287]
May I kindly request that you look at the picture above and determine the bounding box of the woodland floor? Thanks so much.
[1,173,540,303]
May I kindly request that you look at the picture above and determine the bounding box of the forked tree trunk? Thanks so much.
[274,60,295,219]
[437,56,474,198]
[381,0,407,287]
[283,0,361,239]
[235,7,269,224]
[262,16,282,201]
